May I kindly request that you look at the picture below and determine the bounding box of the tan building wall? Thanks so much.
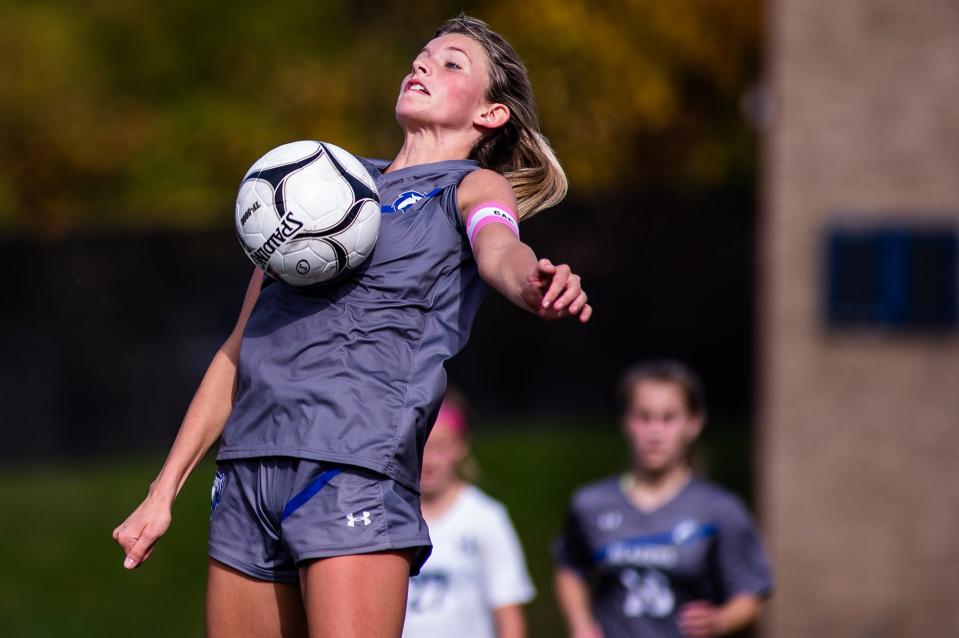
[760,1,959,637]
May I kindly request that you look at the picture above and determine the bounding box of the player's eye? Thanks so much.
[444,60,462,70]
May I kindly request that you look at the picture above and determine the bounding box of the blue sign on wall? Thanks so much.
[825,225,957,330]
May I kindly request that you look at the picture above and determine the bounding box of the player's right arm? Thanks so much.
[554,567,604,638]
[112,268,263,570]
[554,496,603,638]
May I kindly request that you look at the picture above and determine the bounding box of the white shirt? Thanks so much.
[403,485,536,638]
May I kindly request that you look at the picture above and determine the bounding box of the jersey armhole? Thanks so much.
[440,169,480,237]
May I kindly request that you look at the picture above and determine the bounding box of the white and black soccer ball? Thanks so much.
[235,140,380,286]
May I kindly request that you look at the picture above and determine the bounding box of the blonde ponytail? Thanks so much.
[502,130,568,219]
[435,16,568,220]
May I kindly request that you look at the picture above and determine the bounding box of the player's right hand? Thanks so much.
[112,495,172,570]
[678,601,722,637]
[522,258,592,322]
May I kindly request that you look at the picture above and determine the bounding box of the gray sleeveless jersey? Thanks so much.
[554,476,773,638]
[217,158,485,491]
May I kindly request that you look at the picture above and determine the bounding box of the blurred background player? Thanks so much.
[403,391,535,638]
[553,360,772,638]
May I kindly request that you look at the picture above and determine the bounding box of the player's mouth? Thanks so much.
[405,79,430,95]
[640,443,665,457]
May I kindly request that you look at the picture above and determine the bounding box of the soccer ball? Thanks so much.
[235,140,380,286]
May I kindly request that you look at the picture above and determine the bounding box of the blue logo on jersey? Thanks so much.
[408,571,450,612]
[210,469,226,520]
[459,535,480,555]
[392,191,425,212]
[672,518,703,544]
[380,187,443,214]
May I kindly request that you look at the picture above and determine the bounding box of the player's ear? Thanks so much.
[686,414,705,440]
[474,102,510,130]
[453,439,470,462]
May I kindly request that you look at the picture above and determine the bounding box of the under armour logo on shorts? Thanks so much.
[346,511,372,527]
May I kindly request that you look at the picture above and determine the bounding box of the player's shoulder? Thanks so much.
[456,169,515,214]
[686,477,746,505]
[458,484,511,520]
[685,477,755,522]
[452,486,523,539]
[569,474,624,513]
[357,157,390,175]
[459,168,509,190]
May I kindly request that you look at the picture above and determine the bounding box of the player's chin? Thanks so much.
[394,104,418,126]
[394,104,415,122]
[395,99,433,123]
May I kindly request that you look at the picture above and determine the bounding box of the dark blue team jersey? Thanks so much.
[554,476,773,638]
[217,158,485,491]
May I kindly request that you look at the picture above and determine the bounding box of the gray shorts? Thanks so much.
[208,457,432,583]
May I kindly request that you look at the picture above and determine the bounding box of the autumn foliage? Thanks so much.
[0,0,760,236]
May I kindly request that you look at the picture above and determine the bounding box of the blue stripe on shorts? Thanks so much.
[281,468,342,521]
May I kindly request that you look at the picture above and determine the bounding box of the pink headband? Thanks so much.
[436,402,468,435]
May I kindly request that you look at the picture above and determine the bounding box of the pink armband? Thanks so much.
[465,201,519,248]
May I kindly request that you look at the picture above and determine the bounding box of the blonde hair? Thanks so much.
[434,15,568,220]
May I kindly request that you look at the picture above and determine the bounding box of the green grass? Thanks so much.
[0,458,210,637]
[0,421,751,637]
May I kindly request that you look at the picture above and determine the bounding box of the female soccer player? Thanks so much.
[403,392,534,638]
[112,15,590,638]
[554,361,772,638]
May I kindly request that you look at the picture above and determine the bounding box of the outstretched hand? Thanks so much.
[678,601,722,638]
[521,258,592,322]
[112,495,173,570]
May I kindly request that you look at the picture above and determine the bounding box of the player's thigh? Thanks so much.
[299,550,413,638]
[206,559,308,638]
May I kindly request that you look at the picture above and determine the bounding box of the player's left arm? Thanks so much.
[458,169,592,322]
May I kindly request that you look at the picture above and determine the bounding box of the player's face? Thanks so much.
[623,381,703,475]
[420,419,468,497]
[395,33,491,132]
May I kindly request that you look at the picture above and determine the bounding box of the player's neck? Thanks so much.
[623,464,693,512]
[420,480,466,522]
[387,129,477,172]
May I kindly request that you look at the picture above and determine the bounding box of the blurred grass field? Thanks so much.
[0,421,751,637]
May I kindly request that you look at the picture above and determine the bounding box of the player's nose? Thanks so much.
[412,57,430,76]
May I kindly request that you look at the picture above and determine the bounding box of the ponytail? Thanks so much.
[434,15,568,220]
